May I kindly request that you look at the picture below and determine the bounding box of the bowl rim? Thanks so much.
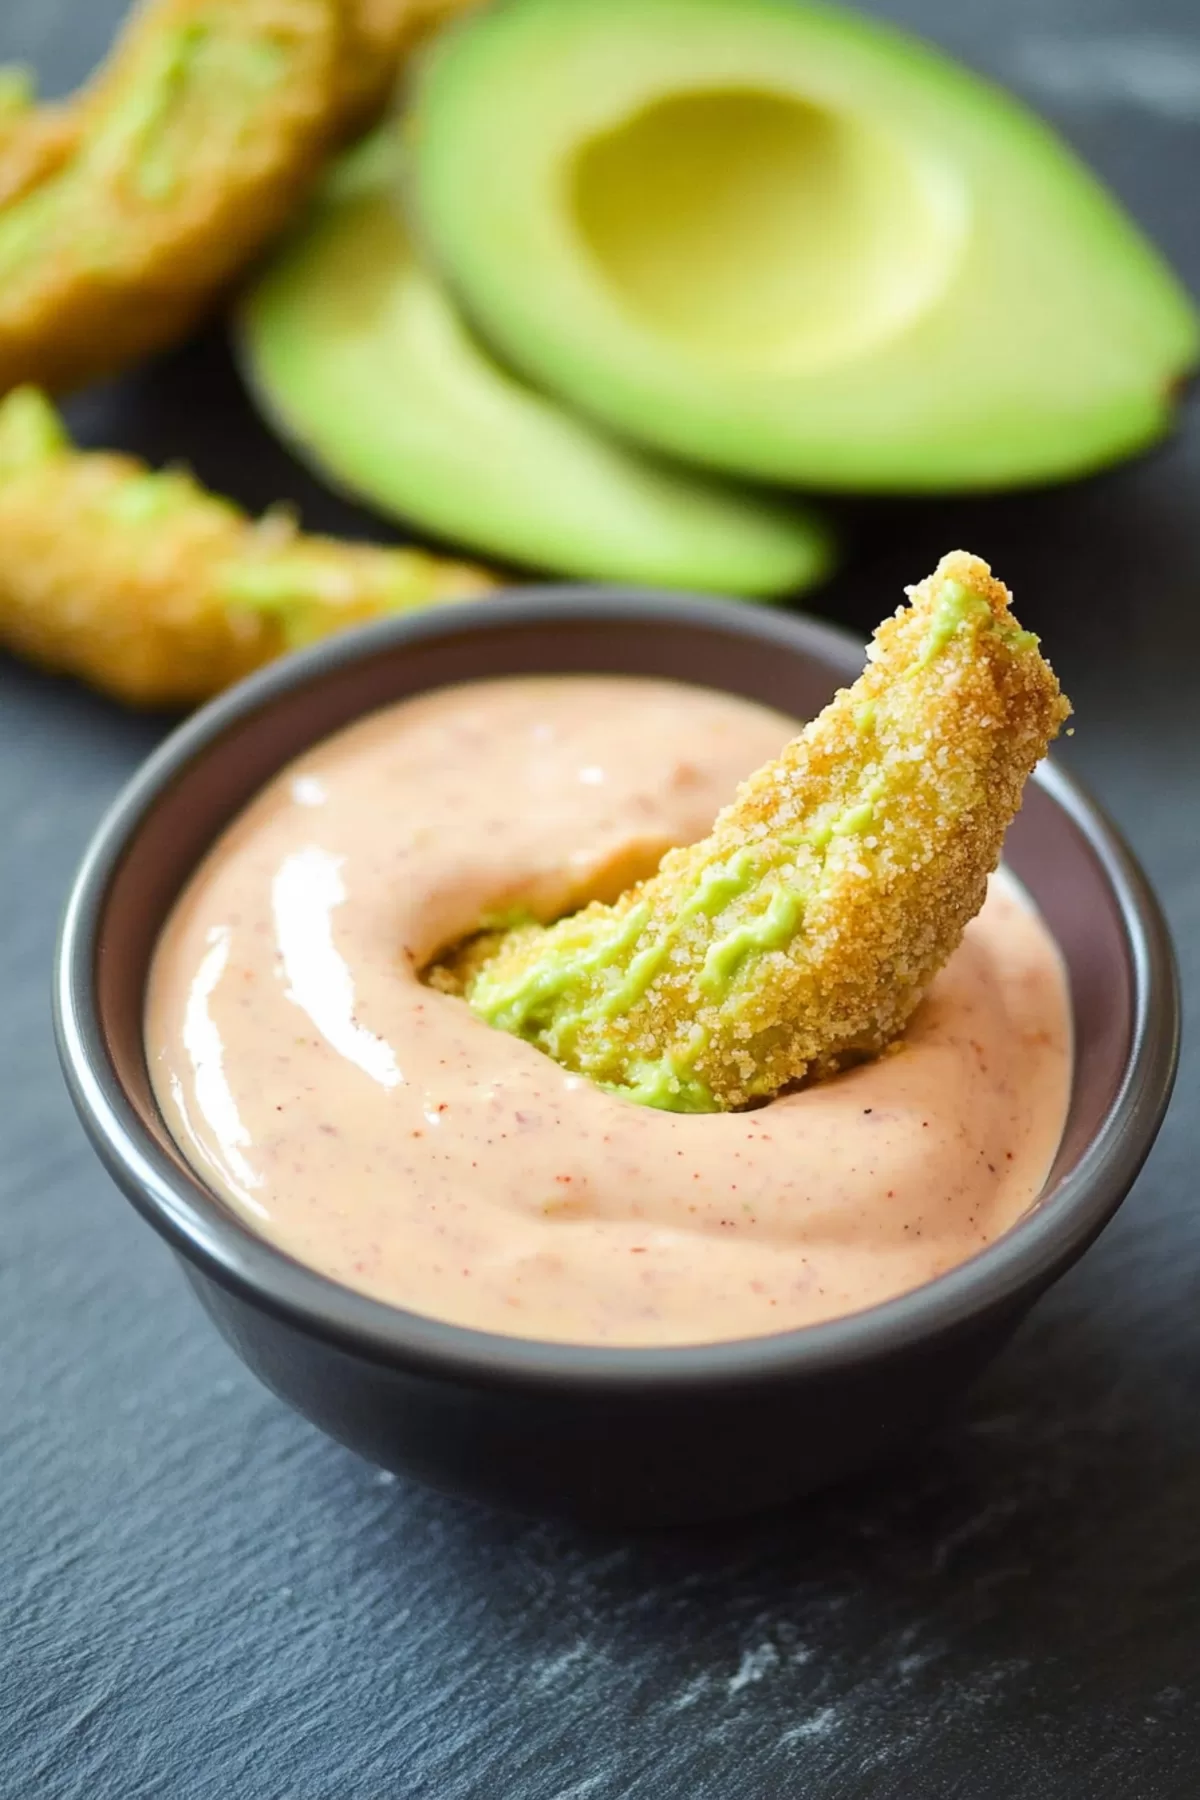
[54,587,1180,1392]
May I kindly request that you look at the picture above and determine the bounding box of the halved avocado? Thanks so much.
[409,0,1199,491]
[237,129,832,595]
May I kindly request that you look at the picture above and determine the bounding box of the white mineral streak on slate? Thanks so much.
[727,1644,780,1696]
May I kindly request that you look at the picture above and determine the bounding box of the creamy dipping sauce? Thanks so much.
[146,676,1072,1347]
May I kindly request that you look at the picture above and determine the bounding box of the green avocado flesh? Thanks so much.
[237,131,832,593]
[411,0,1199,492]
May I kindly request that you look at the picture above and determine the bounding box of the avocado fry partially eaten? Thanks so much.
[410,0,1198,491]
[437,554,1070,1112]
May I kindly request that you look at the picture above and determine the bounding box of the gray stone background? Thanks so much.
[3,1,1199,1794]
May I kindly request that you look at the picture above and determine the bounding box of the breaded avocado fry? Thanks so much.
[0,0,343,394]
[0,69,80,210]
[0,387,493,707]
[454,553,1070,1111]
[335,0,483,136]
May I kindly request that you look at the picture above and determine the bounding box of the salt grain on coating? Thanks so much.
[451,552,1071,1112]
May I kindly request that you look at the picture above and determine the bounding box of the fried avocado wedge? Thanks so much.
[0,69,79,210]
[335,0,483,137]
[0,0,342,395]
[448,553,1069,1112]
[0,387,493,708]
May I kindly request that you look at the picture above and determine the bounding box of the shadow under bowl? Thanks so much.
[54,589,1179,1525]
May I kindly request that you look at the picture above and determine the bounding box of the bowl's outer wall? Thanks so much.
[182,1257,1031,1525]
[63,595,1167,1522]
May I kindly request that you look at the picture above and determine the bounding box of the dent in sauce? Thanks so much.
[145,676,1072,1347]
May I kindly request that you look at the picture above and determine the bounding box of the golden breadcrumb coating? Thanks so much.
[0,73,79,211]
[334,0,484,135]
[0,0,343,395]
[452,553,1070,1111]
[0,387,493,708]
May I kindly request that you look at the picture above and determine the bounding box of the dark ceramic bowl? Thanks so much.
[55,590,1178,1525]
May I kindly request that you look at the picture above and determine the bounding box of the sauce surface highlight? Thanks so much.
[146,675,1071,1346]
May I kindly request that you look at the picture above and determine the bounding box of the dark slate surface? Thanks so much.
[4,1,1200,1794]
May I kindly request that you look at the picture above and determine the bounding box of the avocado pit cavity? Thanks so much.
[572,87,966,371]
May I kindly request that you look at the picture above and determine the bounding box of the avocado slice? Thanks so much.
[409,0,1199,492]
[237,129,833,594]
